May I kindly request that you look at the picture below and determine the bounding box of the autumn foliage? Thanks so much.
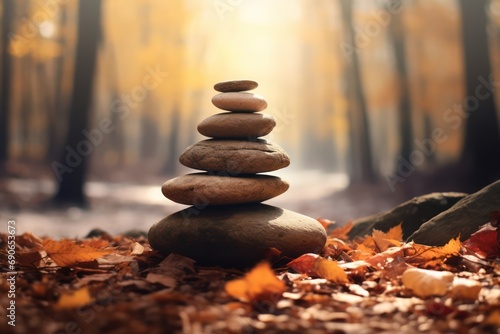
[1,218,499,333]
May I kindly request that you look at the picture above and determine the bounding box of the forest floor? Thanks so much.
[0,219,499,333]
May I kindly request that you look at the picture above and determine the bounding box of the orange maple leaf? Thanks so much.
[43,239,113,267]
[371,224,403,252]
[409,237,461,261]
[225,262,285,303]
[329,221,353,240]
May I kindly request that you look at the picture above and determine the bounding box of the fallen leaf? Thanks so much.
[328,221,353,240]
[16,232,43,249]
[225,261,285,303]
[287,253,320,276]
[402,267,454,298]
[372,224,403,252]
[317,218,335,231]
[409,237,461,262]
[17,250,43,268]
[151,253,195,277]
[463,223,499,259]
[145,273,177,288]
[365,246,407,268]
[131,242,145,255]
[314,258,349,284]
[385,223,403,241]
[55,287,93,309]
[43,239,113,267]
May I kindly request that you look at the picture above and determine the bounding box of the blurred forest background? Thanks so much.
[0,0,499,236]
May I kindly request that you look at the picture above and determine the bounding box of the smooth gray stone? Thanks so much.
[179,139,290,174]
[148,204,327,268]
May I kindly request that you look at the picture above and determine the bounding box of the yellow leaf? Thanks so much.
[314,258,349,284]
[372,224,403,252]
[410,237,461,261]
[328,221,353,240]
[43,239,113,267]
[385,224,403,242]
[225,262,285,303]
[55,287,93,309]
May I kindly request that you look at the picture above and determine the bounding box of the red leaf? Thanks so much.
[287,253,320,276]
[463,223,499,259]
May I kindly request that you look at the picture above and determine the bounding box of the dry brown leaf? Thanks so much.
[55,287,93,309]
[328,221,353,240]
[17,250,43,268]
[225,261,285,303]
[16,232,43,249]
[145,273,177,288]
[43,239,113,267]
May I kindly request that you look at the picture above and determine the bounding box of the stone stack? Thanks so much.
[148,80,326,268]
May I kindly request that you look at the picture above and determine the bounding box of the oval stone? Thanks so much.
[214,80,258,92]
[197,112,276,138]
[179,139,290,174]
[212,92,267,112]
[162,173,289,205]
[148,204,327,267]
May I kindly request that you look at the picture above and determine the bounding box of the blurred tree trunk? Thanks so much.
[339,0,376,183]
[0,0,14,167]
[53,0,101,206]
[164,107,180,176]
[388,0,413,164]
[47,2,70,161]
[459,0,500,190]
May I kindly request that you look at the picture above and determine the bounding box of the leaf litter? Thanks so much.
[0,219,499,334]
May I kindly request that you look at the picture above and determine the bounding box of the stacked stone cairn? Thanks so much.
[148,80,327,268]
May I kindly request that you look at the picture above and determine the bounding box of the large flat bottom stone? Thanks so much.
[148,204,327,268]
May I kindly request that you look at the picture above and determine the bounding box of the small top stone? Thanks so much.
[214,80,258,92]
[212,92,268,112]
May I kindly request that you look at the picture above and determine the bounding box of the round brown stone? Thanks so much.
[148,203,327,267]
[179,139,290,174]
[212,92,267,112]
[197,112,276,138]
[161,173,289,205]
[214,80,258,92]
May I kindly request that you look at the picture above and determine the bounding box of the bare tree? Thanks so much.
[0,0,14,167]
[339,0,376,183]
[53,0,102,206]
[458,0,500,190]
[387,0,413,164]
